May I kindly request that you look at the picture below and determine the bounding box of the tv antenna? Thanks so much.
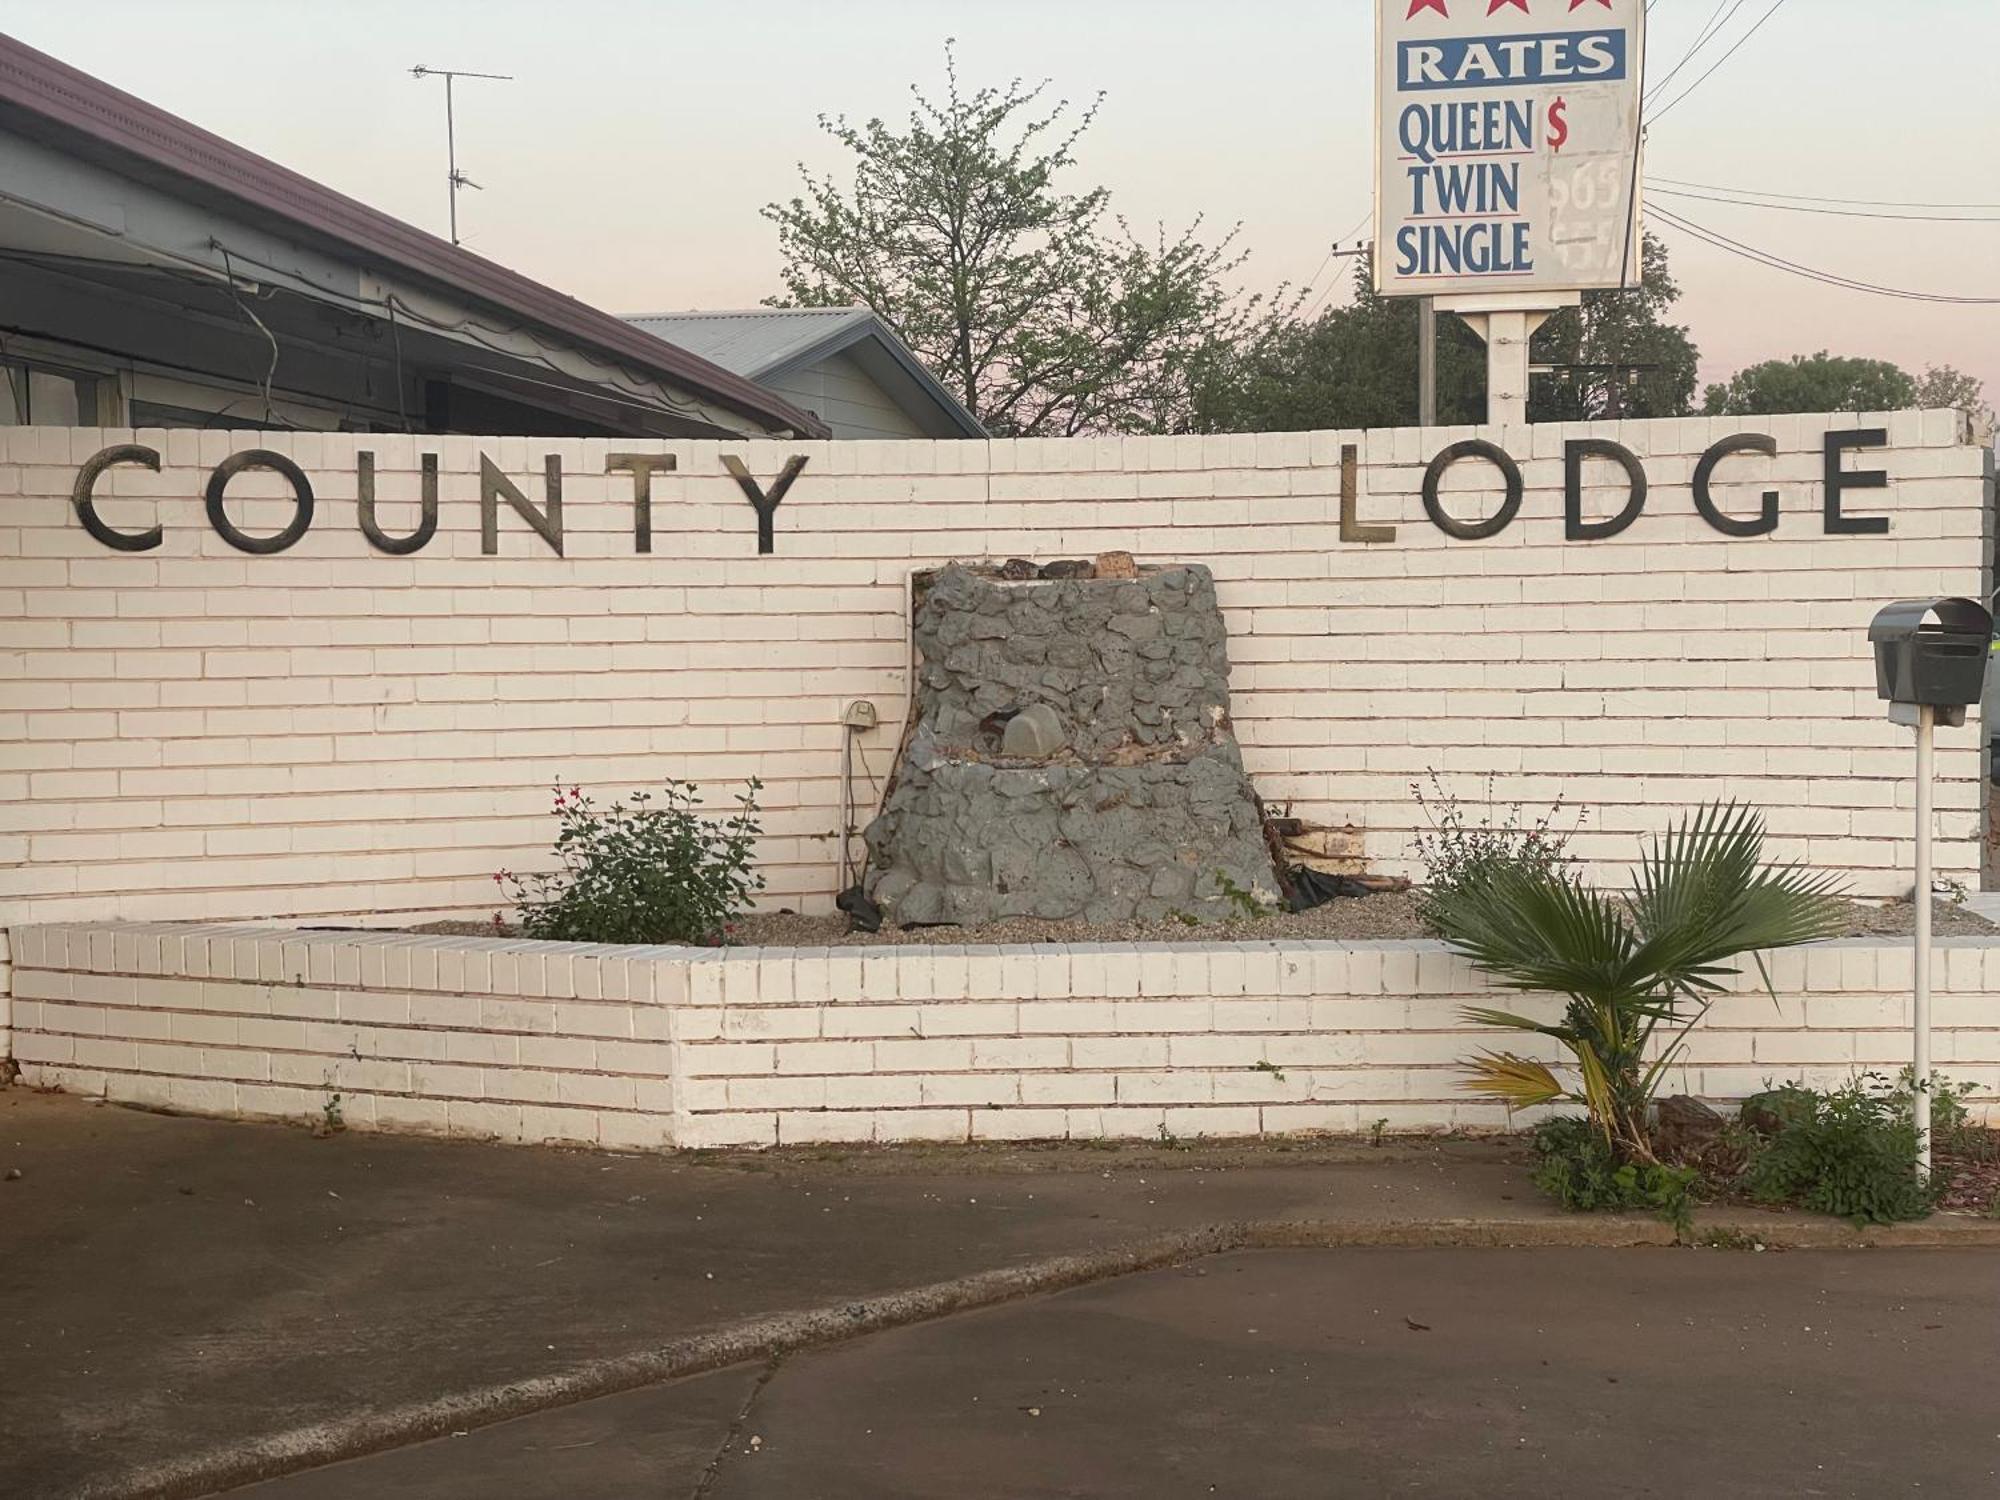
[409,65,512,246]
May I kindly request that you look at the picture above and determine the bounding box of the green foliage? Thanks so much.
[1529,234,1700,421]
[1214,869,1272,920]
[1914,366,1996,437]
[1744,1078,1934,1225]
[1193,255,1489,432]
[1702,351,1919,417]
[504,780,764,946]
[1194,234,1697,432]
[1530,1117,1696,1234]
[1434,803,1848,1164]
[1410,772,1582,936]
[1737,1083,1821,1138]
[764,42,1268,437]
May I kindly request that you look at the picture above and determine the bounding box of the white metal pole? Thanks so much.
[1914,703,1935,1178]
[1486,310,1530,426]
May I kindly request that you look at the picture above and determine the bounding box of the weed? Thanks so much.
[504,777,764,945]
[1156,1122,1192,1152]
[1409,771,1584,936]
[1529,1118,1697,1236]
[1214,870,1272,920]
[1744,1076,1935,1226]
[1368,1117,1390,1148]
[1253,1060,1287,1082]
[315,1092,346,1137]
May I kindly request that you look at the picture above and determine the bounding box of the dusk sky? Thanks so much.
[9,0,1996,401]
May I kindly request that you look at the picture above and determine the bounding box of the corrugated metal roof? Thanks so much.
[0,36,828,439]
[624,308,875,380]
[625,307,987,438]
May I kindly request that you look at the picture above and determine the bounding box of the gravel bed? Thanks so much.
[412,894,1993,947]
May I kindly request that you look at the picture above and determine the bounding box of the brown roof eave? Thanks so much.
[0,36,830,439]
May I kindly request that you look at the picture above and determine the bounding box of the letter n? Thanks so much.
[480,454,563,555]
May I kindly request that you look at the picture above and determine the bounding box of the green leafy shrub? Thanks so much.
[1744,1077,1934,1225]
[1410,772,1582,934]
[503,779,764,945]
[1530,1117,1697,1234]
[1737,1083,1821,1139]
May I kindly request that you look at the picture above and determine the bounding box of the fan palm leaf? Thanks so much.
[1435,800,1849,1159]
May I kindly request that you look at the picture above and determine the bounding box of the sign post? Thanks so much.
[1375,0,1646,424]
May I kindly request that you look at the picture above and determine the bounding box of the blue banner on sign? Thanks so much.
[1397,30,1627,91]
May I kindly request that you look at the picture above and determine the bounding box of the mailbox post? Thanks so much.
[1868,598,1993,1176]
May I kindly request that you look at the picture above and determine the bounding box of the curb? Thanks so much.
[69,1214,2000,1499]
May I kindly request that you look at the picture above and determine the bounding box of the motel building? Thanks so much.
[3,37,1999,1151]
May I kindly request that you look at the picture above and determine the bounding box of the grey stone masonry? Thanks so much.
[863,564,1282,926]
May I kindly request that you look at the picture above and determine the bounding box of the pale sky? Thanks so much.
[7,0,1996,400]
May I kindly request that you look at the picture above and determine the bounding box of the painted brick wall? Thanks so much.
[0,414,1988,947]
[10,925,1997,1147]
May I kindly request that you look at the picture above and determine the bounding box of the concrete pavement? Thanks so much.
[4,1089,1994,1499]
[229,1248,2000,1499]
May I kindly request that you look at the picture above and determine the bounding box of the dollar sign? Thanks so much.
[1548,96,1569,153]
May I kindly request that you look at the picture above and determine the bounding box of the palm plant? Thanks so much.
[1432,803,1848,1164]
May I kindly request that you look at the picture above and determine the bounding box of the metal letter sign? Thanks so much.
[1375,0,1645,298]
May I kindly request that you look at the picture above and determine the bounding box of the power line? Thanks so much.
[1648,0,1790,123]
[1648,0,1743,100]
[1647,184,2000,223]
[1649,174,2000,212]
[1651,204,2000,305]
[1302,209,1373,319]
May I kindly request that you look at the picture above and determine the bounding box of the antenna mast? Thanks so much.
[409,65,513,246]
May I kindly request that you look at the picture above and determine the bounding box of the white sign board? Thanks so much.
[1374,0,1645,299]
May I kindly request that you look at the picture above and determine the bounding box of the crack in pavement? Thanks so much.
[689,1356,781,1500]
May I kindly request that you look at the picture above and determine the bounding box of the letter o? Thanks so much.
[1422,439,1523,541]
[205,450,315,554]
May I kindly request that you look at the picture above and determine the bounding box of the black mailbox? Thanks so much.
[1868,597,1992,708]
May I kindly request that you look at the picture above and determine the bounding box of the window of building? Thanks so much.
[0,359,100,426]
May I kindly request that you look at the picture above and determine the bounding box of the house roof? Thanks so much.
[0,36,829,439]
[624,308,987,439]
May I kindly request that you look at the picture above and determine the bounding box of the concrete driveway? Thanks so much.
[233,1247,1999,1499]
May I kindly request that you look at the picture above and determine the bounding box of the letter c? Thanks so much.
[73,444,164,551]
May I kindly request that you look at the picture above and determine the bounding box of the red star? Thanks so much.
[1571,0,1613,8]
[1407,0,1449,16]
[1488,0,1531,12]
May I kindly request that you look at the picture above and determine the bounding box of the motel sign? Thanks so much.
[1375,0,1646,299]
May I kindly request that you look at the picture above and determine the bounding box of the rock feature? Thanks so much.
[863,562,1281,927]
[1093,549,1139,581]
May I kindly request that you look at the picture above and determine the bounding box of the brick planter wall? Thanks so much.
[9,924,1997,1147]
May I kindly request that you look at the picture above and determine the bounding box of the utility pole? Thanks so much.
[410,65,512,246]
[1417,297,1437,428]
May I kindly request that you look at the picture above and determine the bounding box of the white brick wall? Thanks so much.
[10,924,1996,1147]
[0,414,1987,951]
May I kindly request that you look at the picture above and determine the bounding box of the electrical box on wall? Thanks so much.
[843,700,879,731]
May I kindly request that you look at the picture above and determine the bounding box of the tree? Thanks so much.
[1702,352,1918,417]
[764,45,1259,437]
[1914,365,1996,440]
[1193,255,1488,432]
[1529,235,1700,421]
[1193,235,1698,432]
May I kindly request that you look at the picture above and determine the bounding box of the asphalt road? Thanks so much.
[233,1247,1999,1499]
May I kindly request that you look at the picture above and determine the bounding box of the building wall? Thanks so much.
[10,924,1997,1147]
[759,351,932,441]
[0,414,1988,961]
